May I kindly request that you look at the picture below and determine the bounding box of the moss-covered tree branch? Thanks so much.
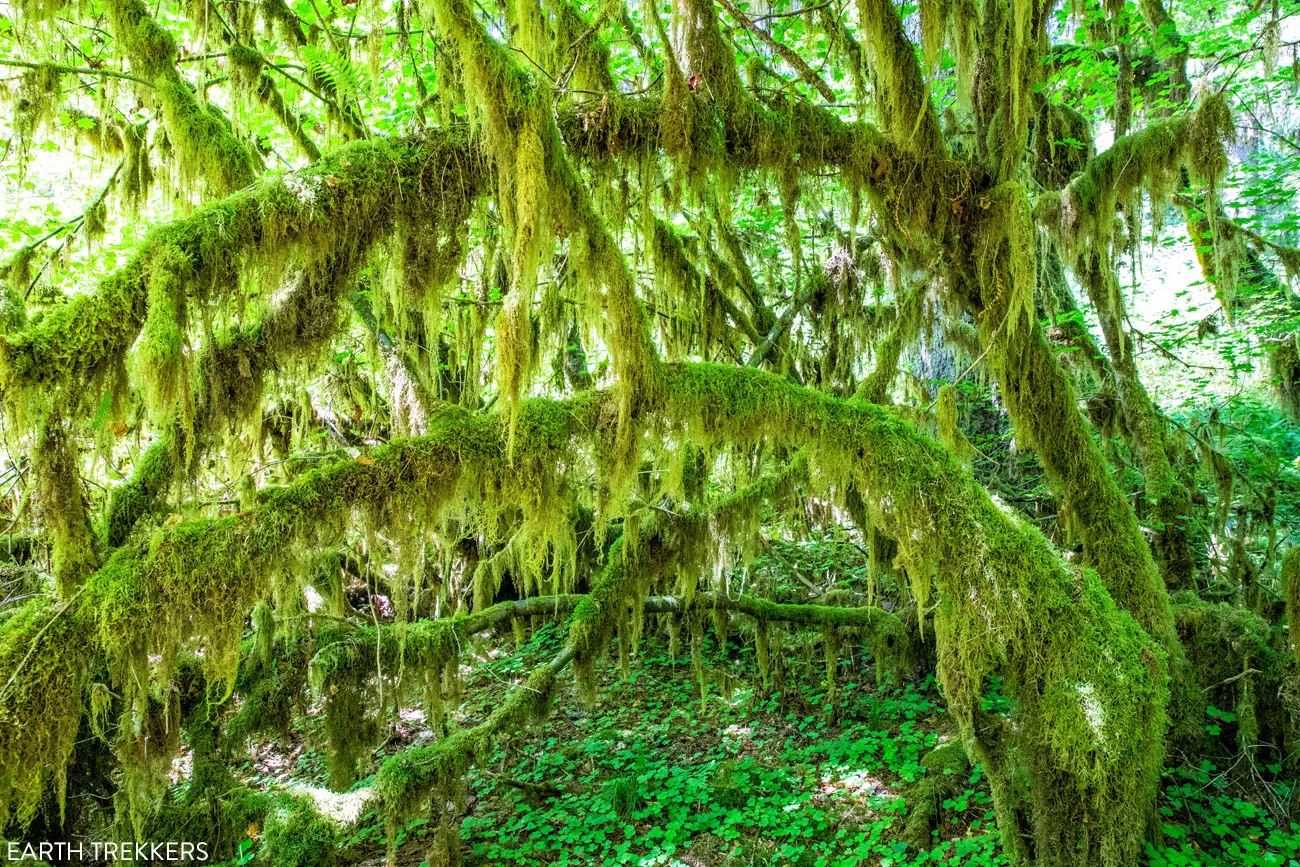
[1077,250,1197,588]
[103,0,263,193]
[0,132,482,415]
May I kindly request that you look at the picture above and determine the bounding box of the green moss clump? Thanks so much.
[1172,597,1269,689]
[903,741,971,849]
[136,785,271,863]
[259,792,341,867]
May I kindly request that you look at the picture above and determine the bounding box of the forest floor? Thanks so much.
[223,615,1300,867]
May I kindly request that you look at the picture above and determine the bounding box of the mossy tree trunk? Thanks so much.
[0,0,1276,863]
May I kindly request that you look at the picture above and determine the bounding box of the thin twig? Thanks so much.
[0,58,154,88]
[1203,668,1261,691]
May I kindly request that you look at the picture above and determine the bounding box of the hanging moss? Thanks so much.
[1030,100,1093,190]
[1,253,34,318]
[433,0,663,449]
[0,598,97,830]
[1186,92,1234,188]
[88,395,593,707]
[226,41,322,162]
[136,243,192,423]
[11,64,62,154]
[104,0,262,194]
[854,0,942,155]
[101,437,177,548]
[1076,250,1196,590]
[856,285,926,403]
[121,121,153,213]
[104,249,386,548]
[0,131,482,420]
[1269,333,1300,420]
[321,666,381,791]
[1041,94,1235,253]
[116,690,182,838]
[33,415,99,596]
[935,383,975,467]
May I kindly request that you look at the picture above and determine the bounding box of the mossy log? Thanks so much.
[371,530,902,863]
[903,741,972,850]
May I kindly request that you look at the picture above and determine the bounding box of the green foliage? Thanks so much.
[1148,763,1300,867]
[460,647,951,867]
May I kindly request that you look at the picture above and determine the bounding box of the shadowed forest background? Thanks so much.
[1,0,1300,864]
